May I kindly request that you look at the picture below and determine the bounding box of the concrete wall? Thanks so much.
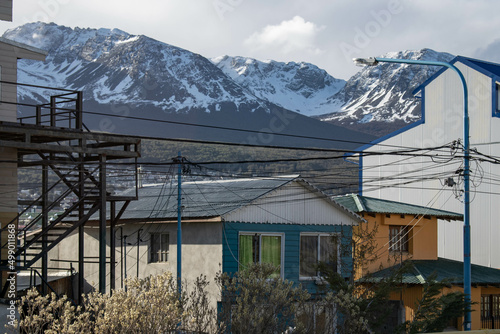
[0,38,45,293]
[48,221,223,308]
[0,39,19,292]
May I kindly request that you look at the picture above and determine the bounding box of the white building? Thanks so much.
[358,56,500,269]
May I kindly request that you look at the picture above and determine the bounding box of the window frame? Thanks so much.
[299,233,340,280]
[238,232,285,278]
[389,225,410,253]
[496,83,500,113]
[149,232,169,263]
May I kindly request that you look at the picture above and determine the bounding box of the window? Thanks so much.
[150,233,169,263]
[239,233,282,277]
[496,83,500,112]
[300,234,338,278]
[481,294,500,329]
[389,226,409,252]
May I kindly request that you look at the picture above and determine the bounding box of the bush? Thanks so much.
[12,267,317,333]
[13,272,215,334]
[216,263,310,333]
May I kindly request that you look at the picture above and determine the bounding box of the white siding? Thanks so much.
[363,61,500,268]
[224,181,360,226]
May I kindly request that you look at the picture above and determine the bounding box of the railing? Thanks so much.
[0,80,83,131]
[29,268,77,306]
[482,316,500,329]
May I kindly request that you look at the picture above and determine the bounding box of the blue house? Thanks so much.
[215,176,362,294]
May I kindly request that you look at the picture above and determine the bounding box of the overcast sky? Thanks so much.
[1,0,499,79]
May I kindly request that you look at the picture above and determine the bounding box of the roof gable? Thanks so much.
[412,55,500,95]
[224,179,363,225]
[334,194,463,221]
[355,56,500,154]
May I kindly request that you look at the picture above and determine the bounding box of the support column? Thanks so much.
[99,154,107,294]
[176,152,182,299]
[41,162,48,295]
[110,201,116,292]
[78,157,85,303]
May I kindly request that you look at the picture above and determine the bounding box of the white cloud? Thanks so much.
[474,39,500,63]
[244,16,325,55]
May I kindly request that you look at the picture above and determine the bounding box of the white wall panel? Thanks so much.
[225,181,359,226]
[363,60,500,268]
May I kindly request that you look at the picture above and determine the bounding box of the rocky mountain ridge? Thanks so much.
[4,22,375,149]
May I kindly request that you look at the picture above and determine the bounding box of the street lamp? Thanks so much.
[353,56,471,331]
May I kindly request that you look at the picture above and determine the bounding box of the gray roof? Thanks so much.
[333,194,463,221]
[109,176,298,221]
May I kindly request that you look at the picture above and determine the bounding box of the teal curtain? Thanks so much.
[261,235,281,277]
[239,235,253,270]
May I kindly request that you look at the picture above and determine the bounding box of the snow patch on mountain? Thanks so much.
[212,55,345,116]
[317,49,455,125]
[4,22,272,114]
[3,23,457,137]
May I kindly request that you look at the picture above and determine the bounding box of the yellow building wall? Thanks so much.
[387,284,500,331]
[355,212,438,278]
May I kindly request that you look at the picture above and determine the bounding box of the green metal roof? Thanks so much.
[333,194,463,221]
[363,258,500,285]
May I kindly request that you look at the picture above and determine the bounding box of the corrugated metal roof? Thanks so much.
[107,176,298,221]
[333,194,463,221]
[364,258,500,285]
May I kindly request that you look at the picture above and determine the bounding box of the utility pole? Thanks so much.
[136,229,142,278]
[123,234,127,292]
[353,57,471,330]
[176,151,182,297]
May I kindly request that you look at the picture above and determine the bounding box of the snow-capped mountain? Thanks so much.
[4,22,375,149]
[211,56,346,116]
[6,22,272,114]
[316,49,455,135]
[3,22,455,143]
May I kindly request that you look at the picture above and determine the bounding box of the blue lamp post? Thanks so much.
[353,57,471,331]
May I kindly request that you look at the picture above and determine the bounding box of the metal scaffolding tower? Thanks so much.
[0,84,140,300]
